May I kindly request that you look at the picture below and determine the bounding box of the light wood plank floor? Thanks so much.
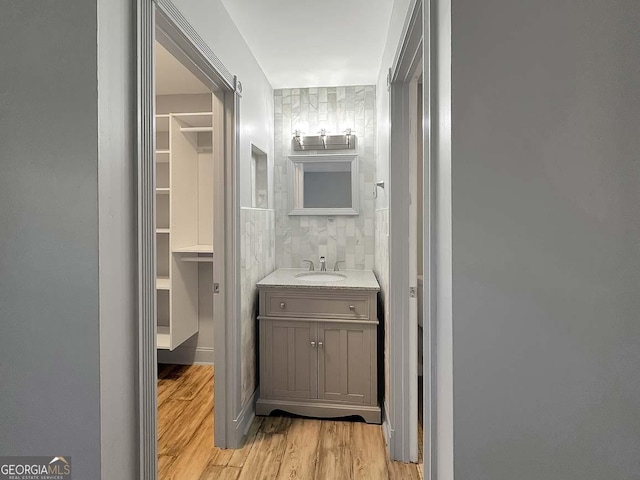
[158,364,422,480]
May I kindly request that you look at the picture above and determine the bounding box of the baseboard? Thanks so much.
[382,399,393,450]
[156,346,214,365]
[230,387,258,448]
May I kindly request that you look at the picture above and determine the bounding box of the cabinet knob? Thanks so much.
[349,305,355,311]
[318,341,323,348]
[311,341,316,347]
[280,302,286,309]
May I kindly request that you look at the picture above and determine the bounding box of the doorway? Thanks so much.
[153,36,223,475]
[387,0,428,468]
[137,1,242,476]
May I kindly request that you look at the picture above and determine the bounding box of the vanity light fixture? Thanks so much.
[318,128,328,149]
[291,126,357,151]
[343,128,354,149]
[293,129,304,148]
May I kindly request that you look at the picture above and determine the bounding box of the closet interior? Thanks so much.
[154,42,221,352]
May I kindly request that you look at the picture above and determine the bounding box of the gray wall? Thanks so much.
[451,1,640,478]
[0,2,102,478]
[0,1,137,478]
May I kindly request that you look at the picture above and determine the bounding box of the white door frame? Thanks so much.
[388,0,455,474]
[388,0,425,464]
[136,0,243,477]
[427,0,454,477]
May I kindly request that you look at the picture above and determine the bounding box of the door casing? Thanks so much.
[387,0,429,467]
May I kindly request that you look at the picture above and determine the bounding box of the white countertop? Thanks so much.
[256,268,380,291]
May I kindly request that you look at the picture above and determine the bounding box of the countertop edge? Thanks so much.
[256,268,381,291]
[256,283,380,292]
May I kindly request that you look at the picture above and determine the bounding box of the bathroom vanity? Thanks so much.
[256,268,381,424]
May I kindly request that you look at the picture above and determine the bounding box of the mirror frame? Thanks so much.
[288,154,359,216]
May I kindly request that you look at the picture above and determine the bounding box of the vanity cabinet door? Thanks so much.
[317,322,375,405]
[262,320,318,400]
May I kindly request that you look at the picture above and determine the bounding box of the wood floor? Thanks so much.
[158,364,422,480]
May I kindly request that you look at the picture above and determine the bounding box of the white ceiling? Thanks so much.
[220,0,394,89]
[155,42,211,95]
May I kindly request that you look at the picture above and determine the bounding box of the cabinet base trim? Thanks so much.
[256,398,381,424]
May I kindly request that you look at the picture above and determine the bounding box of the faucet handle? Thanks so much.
[333,260,345,271]
[302,259,315,271]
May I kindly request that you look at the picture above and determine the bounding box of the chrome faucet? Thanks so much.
[319,256,327,271]
[333,260,345,271]
[302,259,315,271]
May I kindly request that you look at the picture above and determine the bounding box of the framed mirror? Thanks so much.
[288,154,359,215]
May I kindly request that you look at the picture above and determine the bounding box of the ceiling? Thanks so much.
[155,42,210,95]
[220,0,394,89]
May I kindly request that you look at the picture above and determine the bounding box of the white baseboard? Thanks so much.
[157,346,214,365]
[230,387,258,448]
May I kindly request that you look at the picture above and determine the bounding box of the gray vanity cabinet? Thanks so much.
[256,286,381,424]
[317,322,375,405]
[262,320,318,400]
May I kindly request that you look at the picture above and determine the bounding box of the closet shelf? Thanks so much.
[156,228,170,234]
[173,244,213,253]
[173,112,213,127]
[156,188,170,194]
[180,126,213,133]
[180,256,213,263]
[156,150,170,163]
[156,277,171,290]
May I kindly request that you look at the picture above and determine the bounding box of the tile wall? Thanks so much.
[274,86,376,270]
[240,207,276,406]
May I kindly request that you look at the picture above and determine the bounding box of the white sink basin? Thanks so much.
[295,272,347,282]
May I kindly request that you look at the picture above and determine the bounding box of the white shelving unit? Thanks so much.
[155,105,215,351]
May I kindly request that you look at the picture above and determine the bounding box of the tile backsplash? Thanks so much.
[274,86,376,270]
